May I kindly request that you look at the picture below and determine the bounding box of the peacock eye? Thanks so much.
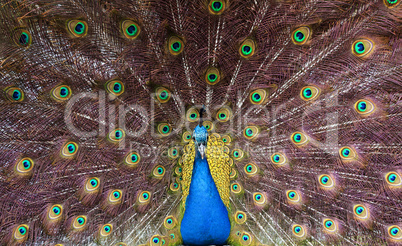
[62,141,78,157]
[122,20,140,39]
[16,157,34,174]
[354,99,375,115]
[353,204,369,219]
[52,85,72,101]
[244,163,258,176]
[291,132,309,146]
[318,174,334,188]
[108,128,125,142]
[385,172,402,186]
[67,20,88,37]
[168,36,184,55]
[205,67,221,85]
[323,219,337,232]
[14,224,29,240]
[292,27,311,45]
[49,204,63,219]
[388,225,402,240]
[352,39,374,57]
[125,152,140,166]
[249,89,267,104]
[138,191,151,204]
[286,190,301,203]
[105,80,124,97]
[239,39,256,58]
[163,216,177,229]
[234,211,247,224]
[202,121,214,132]
[86,177,100,191]
[270,152,287,166]
[182,131,192,142]
[186,108,199,122]
[100,224,113,237]
[384,0,400,7]
[216,107,231,122]
[229,168,237,179]
[5,87,24,102]
[73,215,87,229]
[168,147,180,159]
[13,29,31,47]
[232,149,244,160]
[157,123,171,137]
[292,224,306,237]
[231,182,242,194]
[240,232,252,245]
[243,126,259,140]
[109,189,123,203]
[170,181,180,191]
[339,146,357,161]
[209,0,226,14]
[300,86,320,101]
[153,165,165,178]
[155,87,171,103]
[253,192,266,206]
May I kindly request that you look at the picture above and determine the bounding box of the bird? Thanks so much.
[0,0,401,245]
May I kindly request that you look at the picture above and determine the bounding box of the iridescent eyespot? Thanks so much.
[49,204,63,220]
[186,108,199,122]
[100,224,113,237]
[243,126,259,140]
[61,141,78,157]
[384,0,400,7]
[239,39,256,58]
[122,20,140,39]
[155,87,171,103]
[86,177,100,192]
[13,29,32,47]
[354,99,375,115]
[292,224,306,237]
[175,166,182,175]
[14,224,29,240]
[253,192,266,206]
[208,0,226,15]
[231,182,242,194]
[249,89,267,104]
[109,128,125,143]
[163,216,177,229]
[291,132,309,146]
[270,152,287,166]
[353,204,369,219]
[150,235,161,245]
[300,86,320,101]
[73,215,87,229]
[115,243,127,246]
[168,36,184,55]
[323,219,337,233]
[157,123,171,137]
[182,131,192,142]
[229,168,237,179]
[352,39,374,57]
[286,190,301,203]
[125,152,140,166]
[170,182,180,191]
[318,174,334,188]
[234,211,247,224]
[244,163,258,176]
[240,232,252,245]
[67,20,88,37]
[205,67,221,85]
[388,225,402,240]
[153,165,165,178]
[105,80,124,97]
[292,27,311,45]
[138,191,151,204]
[385,172,402,186]
[52,85,72,101]
[168,147,180,159]
[339,146,356,161]
[221,134,231,145]
[5,87,24,102]
[203,120,214,132]
[109,189,123,203]
[232,149,244,160]
[216,107,232,122]
[16,157,34,174]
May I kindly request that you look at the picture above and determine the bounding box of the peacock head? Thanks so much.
[193,107,208,159]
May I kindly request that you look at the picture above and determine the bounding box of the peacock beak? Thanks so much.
[198,143,206,159]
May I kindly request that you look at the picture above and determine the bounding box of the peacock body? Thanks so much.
[0,0,401,245]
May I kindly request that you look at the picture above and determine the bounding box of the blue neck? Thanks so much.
[180,151,231,245]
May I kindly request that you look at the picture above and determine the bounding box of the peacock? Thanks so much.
[0,0,401,245]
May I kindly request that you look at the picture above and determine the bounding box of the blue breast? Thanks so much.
[180,152,231,245]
